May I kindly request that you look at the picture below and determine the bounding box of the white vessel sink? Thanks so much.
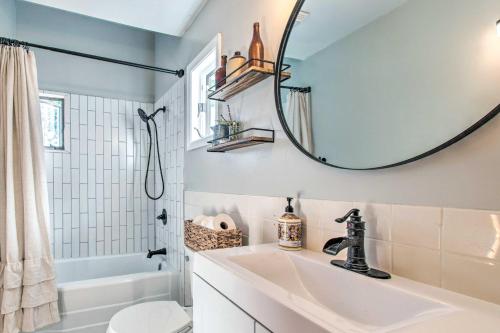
[194,244,500,332]
[228,251,451,329]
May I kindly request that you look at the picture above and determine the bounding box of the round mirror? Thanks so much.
[275,0,500,169]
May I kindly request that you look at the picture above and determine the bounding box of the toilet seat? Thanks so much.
[107,301,191,333]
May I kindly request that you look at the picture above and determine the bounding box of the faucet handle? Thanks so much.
[335,208,360,223]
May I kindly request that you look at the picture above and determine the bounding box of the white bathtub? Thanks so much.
[37,253,178,333]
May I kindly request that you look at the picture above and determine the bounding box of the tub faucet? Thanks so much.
[323,208,391,279]
[147,248,167,258]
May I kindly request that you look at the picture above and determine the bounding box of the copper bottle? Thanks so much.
[215,55,227,88]
[249,22,264,67]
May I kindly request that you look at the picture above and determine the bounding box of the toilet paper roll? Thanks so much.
[192,215,207,226]
[202,216,215,229]
[212,214,236,231]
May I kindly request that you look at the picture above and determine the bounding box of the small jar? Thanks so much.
[226,51,246,81]
[277,197,302,250]
[211,124,229,145]
[229,121,241,140]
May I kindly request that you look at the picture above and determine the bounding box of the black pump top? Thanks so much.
[285,197,294,213]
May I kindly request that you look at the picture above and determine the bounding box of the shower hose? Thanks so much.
[144,117,165,200]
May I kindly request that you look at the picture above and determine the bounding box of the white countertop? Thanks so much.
[193,244,500,333]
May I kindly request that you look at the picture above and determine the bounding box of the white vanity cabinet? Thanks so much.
[193,244,500,333]
[192,275,271,333]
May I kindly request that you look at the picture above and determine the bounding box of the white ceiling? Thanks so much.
[19,0,207,36]
[286,0,408,60]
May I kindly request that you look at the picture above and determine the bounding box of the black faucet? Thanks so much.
[147,248,167,258]
[323,209,391,279]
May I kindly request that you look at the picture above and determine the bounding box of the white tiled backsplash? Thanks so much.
[185,191,500,305]
[44,90,157,258]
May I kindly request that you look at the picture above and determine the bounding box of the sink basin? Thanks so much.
[228,251,453,330]
[195,244,500,332]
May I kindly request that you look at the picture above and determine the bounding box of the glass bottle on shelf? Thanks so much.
[249,22,264,67]
[215,55,227,89]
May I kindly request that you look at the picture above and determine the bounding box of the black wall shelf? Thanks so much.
[207,128,275,153]
[208,59,290,102]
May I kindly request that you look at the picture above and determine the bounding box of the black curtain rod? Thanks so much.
[0,37,184,78]
[281,85,311,93]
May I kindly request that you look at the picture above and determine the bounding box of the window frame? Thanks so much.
[186,33,222,151]
[40,92,68,152]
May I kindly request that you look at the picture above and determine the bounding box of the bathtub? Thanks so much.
[37,253,178,333]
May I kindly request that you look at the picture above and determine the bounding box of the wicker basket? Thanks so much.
[184,220,242,251]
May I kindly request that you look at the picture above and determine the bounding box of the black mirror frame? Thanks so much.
[274,0,500,170]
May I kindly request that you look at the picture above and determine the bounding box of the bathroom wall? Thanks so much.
[0,0,16,38]
[44,91,156,258]
[16,1,156,102]
[177,0,500,302]
[154,78,185,274]
[160,0,500,211]
[185,191,500,306]
[154,34,186,100]
[153,79,186,305]
[153,0,293,98]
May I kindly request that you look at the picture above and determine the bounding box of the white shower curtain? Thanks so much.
[0,45,60,332]
[285,90,313,154]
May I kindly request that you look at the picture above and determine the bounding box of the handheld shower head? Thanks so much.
[137,108,150,123]
[137,106,167,201]
[137,107,166,123]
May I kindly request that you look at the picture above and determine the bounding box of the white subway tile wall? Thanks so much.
[154,78,185,275]
[185,191,500,305]
[44,91,156,258]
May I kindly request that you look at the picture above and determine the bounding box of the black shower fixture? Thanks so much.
[138,106,166,123]
[138,106,167,200]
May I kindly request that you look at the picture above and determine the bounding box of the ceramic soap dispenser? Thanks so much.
[277,197,302,251]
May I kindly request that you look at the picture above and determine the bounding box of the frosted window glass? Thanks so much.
[41,96,64,149]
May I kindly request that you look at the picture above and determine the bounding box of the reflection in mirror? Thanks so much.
[278,0,500,169]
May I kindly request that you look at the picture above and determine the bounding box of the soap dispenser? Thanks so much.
[277,197,302,251]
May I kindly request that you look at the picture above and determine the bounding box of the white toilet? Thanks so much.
[107,301,192,333]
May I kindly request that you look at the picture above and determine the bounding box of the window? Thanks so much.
[40,94,65,150]
[186,34,221,150]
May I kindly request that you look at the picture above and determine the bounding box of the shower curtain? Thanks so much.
[285,90,313,154]
[0,45,60,332]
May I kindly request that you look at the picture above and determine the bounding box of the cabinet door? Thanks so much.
[193,275,254,333]
[184,247,194,307]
